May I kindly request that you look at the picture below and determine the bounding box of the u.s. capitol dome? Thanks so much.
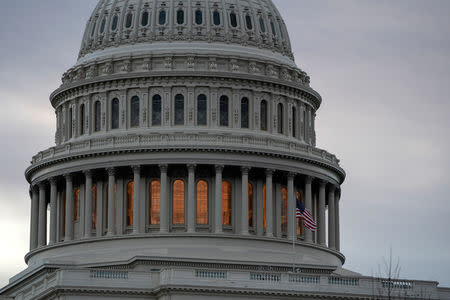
[4,1,447,299]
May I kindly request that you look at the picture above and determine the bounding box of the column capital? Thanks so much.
[38,181,46,189]
[106,167,116,176]
[305,175,313,184]
[159,164,168,172]
[287,172,296,179]
[328,184,337,193]
[83,170,93,177]
[49,177,58,185]
[240,166,251,174]
[265,169,275,176]
[132,165,141,173]
[31,184,39,193]
[319,179,327,187]
[64,173,73,181]
[187,163,197,171]
[215,164,224,173]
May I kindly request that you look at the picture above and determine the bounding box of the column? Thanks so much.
[214,165,224,234]
[64,174,73,242]
[84,171,93,238]
[37,183,47,247]
[265,169,274,237]
[328,185,336,249]
[107,168,116,236]
[335,191,341,251]
[187,164,196,233]
[30,186,39,250]
[159,164,169,233]
[96,181,103,237]
[49,178,58,245]
[133,166,141,234]
[304,176,313,243]
[287,172,295,241]
[240,167,250,235]
[318,180,326,246]
[256,179,264,237]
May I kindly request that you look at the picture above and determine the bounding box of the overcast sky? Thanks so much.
[0,0,449,289]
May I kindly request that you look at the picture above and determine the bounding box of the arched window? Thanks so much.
[245,15,253,30]
[68,107,73,139]
[141,11,149,26]
[159,10,166,25]
[149,180,161,225]
[176,9,184,25]
[80,104,85,135]
[100,17,106,34]
[94,101,101,132]
[222,181,232,226]
[152,94,162,126]
[270,20,276,36]
[195,10,203,25]
[196,180,208,225]
[219,95,229,127]
[230,12,238,28]
[92,185,97,230]
[111,15,119,31]
[259,17,266,33]
[91,20,97,37]
[130,96,140,127]
[279,22,284,39]
[111,98,119,129]
[260,100,268,131]
[296,190,302,235]
[277,103,284,134]
[197,94,207,126]
[174,94,185,125]
[241,97,249,129]
[281,187,287,234]
[173,180,185,225]
[248,183,253,227]
[74,188,80,221]
[125,13,133,28]
[127,181,134,226]
[292,107,297,138]
[213,11,221,26]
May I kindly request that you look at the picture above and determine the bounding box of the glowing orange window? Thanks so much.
[196,180,208,225]
[173,180,185,225]
[248,183,253,227]
[74,188,81,221]
[127,181,134,226]
[222,181,232,225]
[281,187,287,234]
[296,190,302,236]
[149,180,161,225]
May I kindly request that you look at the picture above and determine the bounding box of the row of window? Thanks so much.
[66,95,308,138]
[90,8,284,39]
[69,179,303,235]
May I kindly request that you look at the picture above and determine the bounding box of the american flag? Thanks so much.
[296,198,317,232]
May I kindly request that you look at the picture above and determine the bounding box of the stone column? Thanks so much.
[265,169,274,237]
[304,176,313,243]
[159,164,169,233]
[214,165,224,234]
[133,166,141,234]
[37,183,47,247]
[187,164,196,233]
[84,171,93,239]
[30,186,39,250]
[240,167,250,235]
[256,179,264,237]
[64,174,73,242]
[287,172,295,241]
[335,191,341,251]
[328,185,336,249]
[49,178,58,245]
[107,168,116,236]
[96,181,103,237]
[318,180,327,246]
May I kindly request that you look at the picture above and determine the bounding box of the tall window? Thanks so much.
[152,94,162,126]
[91,20,97,37]
[281,187,287,234]
[94,101,101,132]
[141,11,149,26]
[259,17,266,33]
[125,13,133,28]
[213,11,221,26]
[159,10,166,25]
[174,94,185,125]
[248,183,253,227]
[245,15,253,30]
[177,9,184,25]
[173,180,185,225]
[68,107,73,139]
[111,15,119,31]
[270,20,276,36]
[241,97,249,128]
[111,98,119,129]
[260,100,268,131]
[277,103,284,134]
[197,94,207,125]
[219,95,229,127]
[127,181,134,226]
[100,17,106,33]
[92,185,97,230]
[80,104,85,135]
[292,107,297,138]
[130,96,140,127]
[74,188,80,221]
[196,180,208,225]
[222,181,232,226]
[195,10,203,25]
[149,180,161,225]
[230,12,238,28]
